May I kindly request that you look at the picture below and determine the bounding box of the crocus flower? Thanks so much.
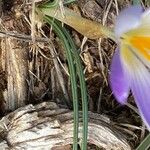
[110,5,150,129]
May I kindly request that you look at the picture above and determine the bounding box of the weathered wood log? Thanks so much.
[0,102,131,150]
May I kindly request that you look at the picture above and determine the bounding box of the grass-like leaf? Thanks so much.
[44,15,88,149]
[38,1,89,149]
[62,25,88,150]
[44,16,79,150]
[64,0,76,5]
[136,134,150,150]
[133,0,141,5]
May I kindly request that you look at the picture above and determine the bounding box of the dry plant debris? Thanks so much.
[0,0,149,149]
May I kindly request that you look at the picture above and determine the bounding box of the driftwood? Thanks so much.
[0,102,131,150]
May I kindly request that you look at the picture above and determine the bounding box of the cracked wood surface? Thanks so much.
[0,102,131,150]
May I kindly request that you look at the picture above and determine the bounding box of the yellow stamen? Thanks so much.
[130,36,150,60]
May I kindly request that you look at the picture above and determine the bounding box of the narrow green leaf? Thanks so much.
[136,133,150,150]
[37,1,89,149]
[44,16,79,150]
[62,26,88,150]
[133,0,141,5]
[64,0,76,5]
[44,16,88,150]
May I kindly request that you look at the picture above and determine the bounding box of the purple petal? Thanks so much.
[109,48,130,104]
[131,66,150,130]
[115,5,144,38]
